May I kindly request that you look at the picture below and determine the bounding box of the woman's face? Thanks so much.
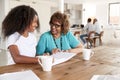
[50,21,61,35]
[28,15,38,32]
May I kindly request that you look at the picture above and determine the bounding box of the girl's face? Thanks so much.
[28,15,38,32]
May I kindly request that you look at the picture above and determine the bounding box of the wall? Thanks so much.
[9,0,58,34]
[82,0,120,28]
[0,0,9,49]
[82,3,96,24]
[82,3,108,27]
[96,3,108,28]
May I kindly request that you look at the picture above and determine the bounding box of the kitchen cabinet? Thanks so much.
[64,3,82,26]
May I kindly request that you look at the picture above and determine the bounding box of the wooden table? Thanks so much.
[0,46,120,80]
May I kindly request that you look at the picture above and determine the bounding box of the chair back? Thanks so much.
[100,31,104,37]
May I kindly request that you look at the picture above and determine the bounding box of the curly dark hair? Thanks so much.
[2,5,40,38]
[49,11,70,34]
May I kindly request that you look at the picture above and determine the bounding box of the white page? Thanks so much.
[0,70,40,80]
[91,75,120,80]
[51,52,76,65]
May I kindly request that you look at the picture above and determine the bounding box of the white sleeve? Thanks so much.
[7,33,19,48]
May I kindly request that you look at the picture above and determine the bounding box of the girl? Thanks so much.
[2,5,40,64]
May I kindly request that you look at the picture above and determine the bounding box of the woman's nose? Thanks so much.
[51,26,56,29]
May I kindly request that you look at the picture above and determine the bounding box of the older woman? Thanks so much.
[36,11,83,55]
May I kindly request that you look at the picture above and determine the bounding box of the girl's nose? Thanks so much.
[36,23,38,27]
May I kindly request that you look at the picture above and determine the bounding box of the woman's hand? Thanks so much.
[62,49,70,53]
[52,48,60,54]
[43,53,50,56]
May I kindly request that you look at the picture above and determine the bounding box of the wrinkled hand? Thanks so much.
[43,53,50,56]
[52,48,60,54]
[62,50,69,53]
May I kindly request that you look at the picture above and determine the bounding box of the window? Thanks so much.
[109,2,120,25]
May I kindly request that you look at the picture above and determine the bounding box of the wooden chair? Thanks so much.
[85,36,94,48]
[85,31,104,48]
[74,31,80,36]
[74,31,81,39]
[93,31,104,47]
